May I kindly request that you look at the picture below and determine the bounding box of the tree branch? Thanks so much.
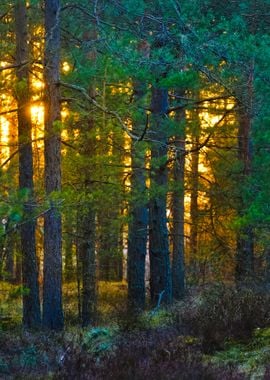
[60,81,139,140]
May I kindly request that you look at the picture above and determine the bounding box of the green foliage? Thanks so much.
[178,285,270,352]
[19,345,37,369]
[209,327,270,378]
[82,327,116,357]
[138,309,174,329]
[0,282,22,330]
[160,70,199,90]
[8,285,30,299]
[13,79,28,100]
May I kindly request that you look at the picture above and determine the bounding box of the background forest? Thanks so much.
[2,0,270,378]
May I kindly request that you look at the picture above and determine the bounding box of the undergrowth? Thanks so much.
[1,281,270,379]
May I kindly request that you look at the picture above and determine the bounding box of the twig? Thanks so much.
[60,81,139,141]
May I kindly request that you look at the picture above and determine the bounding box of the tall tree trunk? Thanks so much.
[235,110,254,282]
[149,86,172,305]
[14,0,41,328]
[78,203,96,327]
[77,30,98,327]
[78,119,96,326]
[43,0,63,330]
[171,101,185,300]
[127,154,148,310]
[127,80,148,310]
[189,135,199,275]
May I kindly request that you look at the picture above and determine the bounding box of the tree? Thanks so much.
[43,0,63,330]
[171,91,185,300]
[127,41,149,311]
[149,84,172,305]
[14,0,41,328]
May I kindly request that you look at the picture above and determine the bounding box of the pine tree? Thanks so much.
[14,0,41,329]
[43,0,63,330]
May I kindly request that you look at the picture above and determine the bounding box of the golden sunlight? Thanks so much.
[0,116,10,164]
[62,61,71,73]
[31,104,44,126]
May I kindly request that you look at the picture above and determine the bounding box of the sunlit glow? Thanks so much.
[32,80,44,90]
[62,61,71,73]
[123,132,131,188]
[61,107,69,121]
[31,104,44,125]
[0,116,10,164]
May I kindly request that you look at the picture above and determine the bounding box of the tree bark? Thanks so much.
[64,217,75,282]
[127,82,148,311]
[78,204,96,327]
[171,99,185,300]
[190,136,199,273]
[77,118,97,326]
[14,0,41,329]
[43,0,63,330]
[149,86,172,305]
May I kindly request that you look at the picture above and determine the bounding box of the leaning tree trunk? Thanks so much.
[149,85,172,305]
[14,0,41,328]
[171,95,185,300]
[43,0,63,330]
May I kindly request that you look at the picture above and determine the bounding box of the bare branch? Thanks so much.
[0,150,19,169]
[0,62,28,72]
[60,81,139,140]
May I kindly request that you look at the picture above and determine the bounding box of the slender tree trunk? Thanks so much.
[64,218,74,282]
[77,117,96,327]
[76,30,98,326]
[127,55,149,310]
[5,234,15,282]
[98,212,121,282]
[128,163,148,309]
[127,129,148,310]
[189,136,199,274]
[43,0,63,330]
[14,0,41,328]
[78,205,96,327]
[235,110,254,282]
[15,241,22,284]
[171,101,185,300]
[149,86,172,305]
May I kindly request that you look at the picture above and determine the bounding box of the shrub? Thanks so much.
[82,327,117,357]
[57,327,244,380]
[178,284,270,352]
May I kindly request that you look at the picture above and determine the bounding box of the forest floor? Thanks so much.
[1,281,270,379]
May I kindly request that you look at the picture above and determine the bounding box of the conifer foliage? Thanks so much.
[0,0,270,330]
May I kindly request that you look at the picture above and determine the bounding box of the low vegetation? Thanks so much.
[1,282,270,379]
